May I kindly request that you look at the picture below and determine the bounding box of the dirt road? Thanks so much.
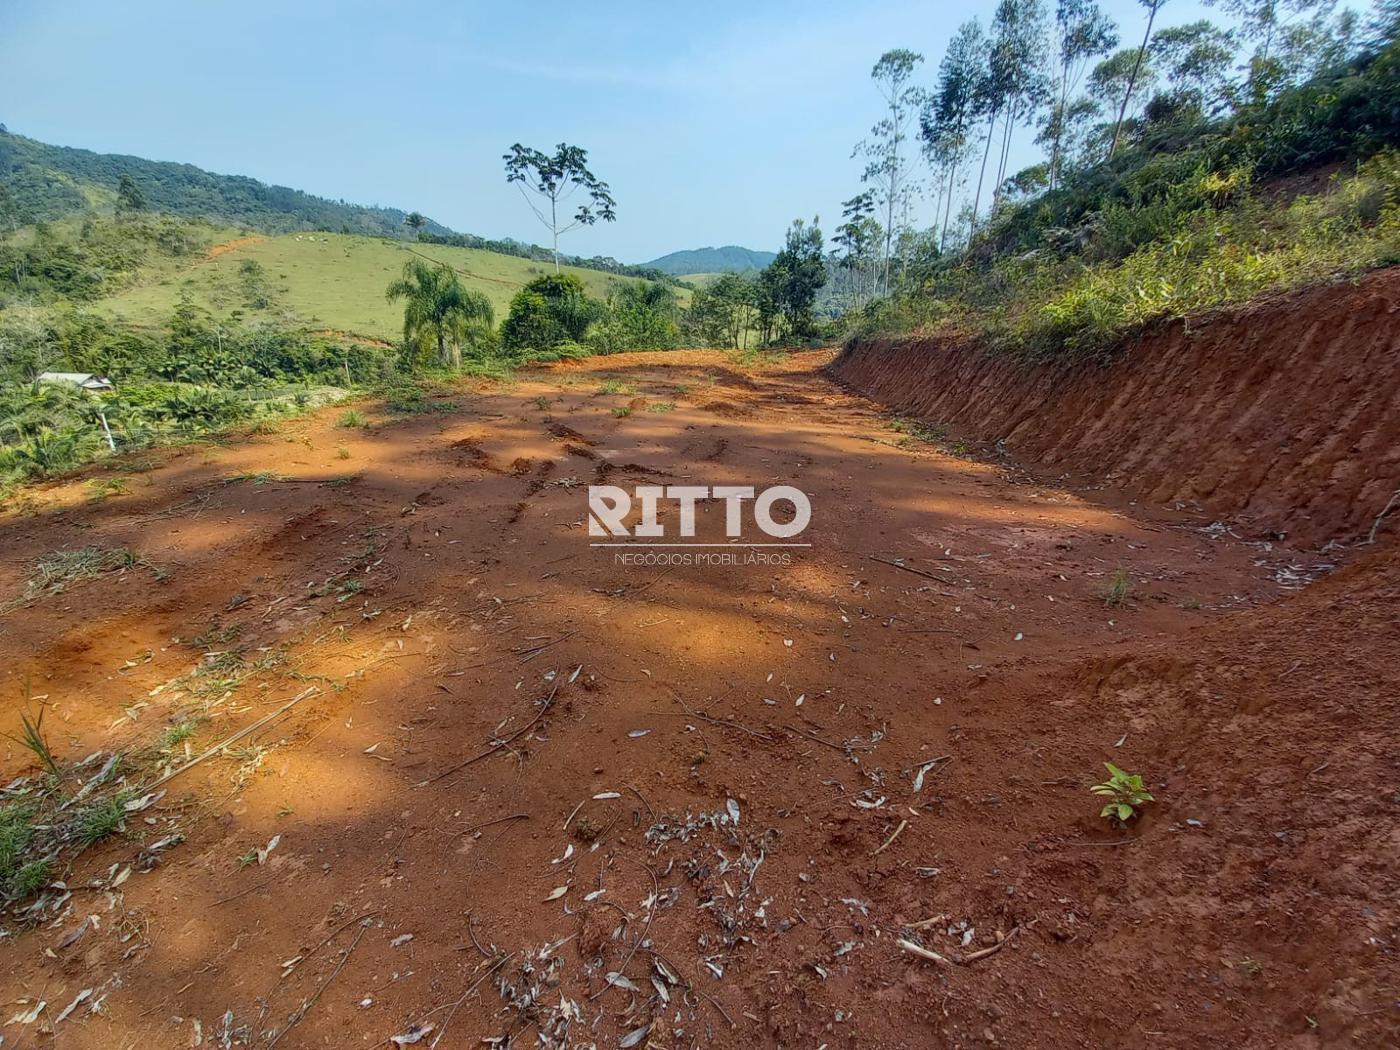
[1,351,1395,1048]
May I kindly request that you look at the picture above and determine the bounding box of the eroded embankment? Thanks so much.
[831,267,1400,547]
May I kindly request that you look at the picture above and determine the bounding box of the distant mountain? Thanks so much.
[643,245,776,275]
[0,127,452,238]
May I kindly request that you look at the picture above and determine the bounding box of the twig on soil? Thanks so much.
[870,555,954,583]
[1367,488,1400,544]
[428,951,515,1049]
[266,917,371,1049]
[874,819,909,855]
[589,860,658,1002]
[461,813,530,835]
[625,783,655,820]
[429,678,562,784]
[146,686,319,790]
[898,922,1032,967]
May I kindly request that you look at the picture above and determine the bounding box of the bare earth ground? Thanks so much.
[0,350,1395,1048]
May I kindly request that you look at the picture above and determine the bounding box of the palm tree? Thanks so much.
[385,260,494,369]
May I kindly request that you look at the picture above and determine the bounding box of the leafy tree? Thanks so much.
[1150,20,1237,114]
[1045,0,1119,187]
[1110,0,1170,158]
[971,0,1051,228]
[403,211,427,234]
[591,282,679,353]
[832,191,882,309]
[758,218,826,344]
[923,20,987,248]
[854,50,924,298]
[385,259,493,369]
[1096,46,1160,156]
[499,273,602,354]
[116,174,146,218]
[992,0,1053,203]
[503,143,616,272]
[683,273,757,348]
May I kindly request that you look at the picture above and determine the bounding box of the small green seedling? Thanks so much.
[1091,762,1154,823]
[1101,568,1132,606]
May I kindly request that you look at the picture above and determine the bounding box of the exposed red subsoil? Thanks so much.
[831,267,1400,550]
[0,349,1395,1048]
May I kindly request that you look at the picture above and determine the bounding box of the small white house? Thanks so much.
[37,372,115,392]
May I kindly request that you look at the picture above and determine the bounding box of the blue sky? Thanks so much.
[3,0,1225,262]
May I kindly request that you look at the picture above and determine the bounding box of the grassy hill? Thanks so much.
[0,128,449,238]
[89,231,666,342]
[645,245,774,275]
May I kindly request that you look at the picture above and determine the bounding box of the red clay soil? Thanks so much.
[831,266,1400,550]
[0,349,1396,1048]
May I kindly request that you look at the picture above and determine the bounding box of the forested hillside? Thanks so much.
[0,128,450,237]
[645,245,776,275]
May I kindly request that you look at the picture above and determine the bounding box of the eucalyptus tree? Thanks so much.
[1096,45,1159,154]
[385,259,494,370]
[503,143,617,271]
[1150,20,1238,113]
[833,191,881,309]
[923,19,986,249]
[1109,0,1170,158]
[1045,0,1118,187]
[854,49,925,298]
[990,0,1051,204]
[403,211,427,234]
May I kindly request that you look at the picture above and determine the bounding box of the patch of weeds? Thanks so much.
[324,474,359,487]
[670,384,692,397]
[732,347,782,368]
[14,546,138,607]
[1101,568,1133,606]
[888,418,948,445]
[75,792,130,847]
[336,409,367,428]
[380,383,457,415]
[1090,763,1154,824]
[228,470,285,486]
[249,419,282,436]
[336,446,351,460]
[4,708,60,778]
[156,716,206,753]
[86,476,130,502]
[336,579,364,602]
[598,379,637,396]
[612,406,633,418]
[190,622,242,649]
[532,395,551,410]
[1180,596,1202,610]
[647,402,675,413]
[237,847,259,868]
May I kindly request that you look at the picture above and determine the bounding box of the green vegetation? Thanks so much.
[503,142,618,271]
[1091,762,1155,823]
[1101,567,1133,606]
[0,128,445,236]
[387,259,495,368]
[835,3,1400,360]
[3,708,59,778]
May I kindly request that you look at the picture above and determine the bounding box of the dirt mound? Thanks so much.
[831,268,1400,548]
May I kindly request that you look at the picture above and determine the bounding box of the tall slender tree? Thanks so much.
[855,49,925,298]
[1110,0,1170,158]
[503,143,616,271]
[1045,0,1118,188]
[923,19,987,249]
